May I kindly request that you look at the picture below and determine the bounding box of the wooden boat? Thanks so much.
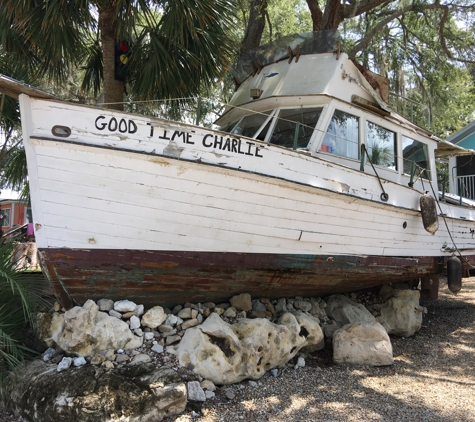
[2,31,475,308]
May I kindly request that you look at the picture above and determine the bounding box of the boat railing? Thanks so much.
[389,92,431,130]
[456,175,475,201]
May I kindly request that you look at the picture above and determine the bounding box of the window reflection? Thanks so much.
[269,108,323,150]
[366,121,397,170]
[402,136,430,179]
[321,110,359,159]
[231,110,273,138]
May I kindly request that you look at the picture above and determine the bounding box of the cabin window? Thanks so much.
[366,121,397,170]
[269,107,323,150]
[321,110,359,159]
[0,208,10,227]
[402,136,430,179]
[223,110,273,139]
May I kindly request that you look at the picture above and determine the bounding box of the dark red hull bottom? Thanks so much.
[38,248,469,309]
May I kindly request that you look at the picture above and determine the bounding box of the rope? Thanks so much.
[427,178,475,269]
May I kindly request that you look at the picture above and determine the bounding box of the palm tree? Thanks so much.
[0,0,236,111]
[0,239,48,385]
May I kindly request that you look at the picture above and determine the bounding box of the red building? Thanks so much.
[0,198,32,234]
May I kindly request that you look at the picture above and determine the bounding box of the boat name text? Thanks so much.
[148,124,263,158]
[94,115,263,158]
[95,116,138,133]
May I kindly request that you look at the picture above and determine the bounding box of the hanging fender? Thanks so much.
[420,193,439,234]
[447,256,462,295]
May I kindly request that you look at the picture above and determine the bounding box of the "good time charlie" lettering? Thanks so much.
[94,115,263,158]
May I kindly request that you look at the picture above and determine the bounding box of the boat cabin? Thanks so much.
[215,31,462,198]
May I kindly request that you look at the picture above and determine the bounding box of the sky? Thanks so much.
[0,188,19,200]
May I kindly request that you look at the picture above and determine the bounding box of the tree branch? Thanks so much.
[343,0,392,19]
[347,2,475,64]
[305,0,323,31]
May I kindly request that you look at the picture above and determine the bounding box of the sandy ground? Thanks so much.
[1,277,475,421]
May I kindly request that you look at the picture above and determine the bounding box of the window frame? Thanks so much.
[401,135,431,180]
[264,106,325,150]
[1,208,11,227]
[365,120,398,171]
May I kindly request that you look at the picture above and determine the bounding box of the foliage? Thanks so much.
[342,2,475,136]
[0,239,48,385]
[0,0,236,104]
[369,143,392,167]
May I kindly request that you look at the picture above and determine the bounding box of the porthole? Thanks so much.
[52,125,71,138]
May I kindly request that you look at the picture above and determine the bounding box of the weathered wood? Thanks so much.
[38,248,453,308]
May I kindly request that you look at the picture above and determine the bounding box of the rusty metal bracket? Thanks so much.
[232,77,240,92]
[251,61,258,76]
[256,59,263,74]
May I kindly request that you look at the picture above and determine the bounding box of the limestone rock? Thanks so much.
[177,312,322,385]
[223,307,237,318]
[178,308,193,319]
[109,310,122,319]
[40,299,143,357]
[130,353,152,365]
[73,357,87,367]
[3,360,187,422]
[124,335,143,350]
[57,357,72,372]
[142,306,167,329]
[114,300,137,313]
[42,348,55,362]
[129,315,141,330]
[230,293,252,311]
[97,299,114,312]
[36,312,65,348]
[181,318,199,330]
[293,300,312,312]
[333,321,393,366]
[187,381,206,402]
[252,300,267,312]
[325,294,376,325]
[377,289,423,337]
[200,380,216,392]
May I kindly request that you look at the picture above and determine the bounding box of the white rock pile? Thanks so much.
[37,284,425,383]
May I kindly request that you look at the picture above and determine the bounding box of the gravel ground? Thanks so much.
[1,277,475,422]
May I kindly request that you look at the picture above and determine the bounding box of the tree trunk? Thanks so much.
[306,0,323,31]
[98,5,124,111]
[239,0,267,58]
[321,0,344,30]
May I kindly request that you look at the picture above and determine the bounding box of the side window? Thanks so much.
[402,136,430,179]
[0,208,11,227]
[321,110,359,159]
[269,108,323,150]
[231,110,273,138]
[366,121,397,170]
